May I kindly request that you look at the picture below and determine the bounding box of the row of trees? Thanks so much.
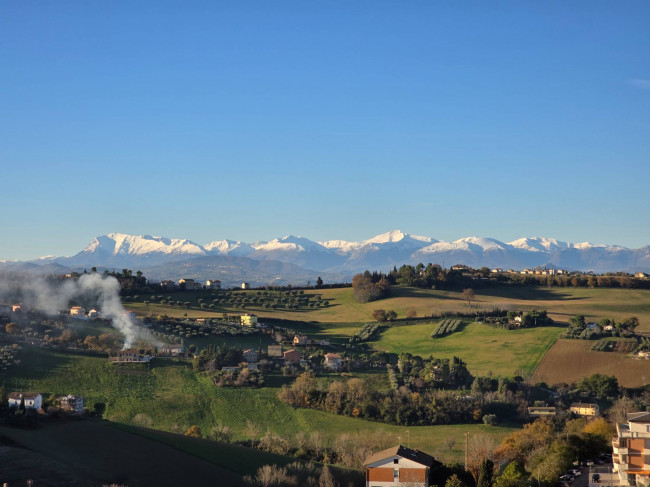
[357,264,650,291]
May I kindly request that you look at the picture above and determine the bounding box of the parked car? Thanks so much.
[560,474,575,483]
[570,469,581,476]
[592,473,600,483]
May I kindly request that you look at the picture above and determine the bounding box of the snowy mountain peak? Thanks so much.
[21,231,649,277]
[204,239,255,256]
[364,230,434,245]
[453,237,507,250]
[254,235,326,253]
[85,233,205,257]
[508,237,569,252]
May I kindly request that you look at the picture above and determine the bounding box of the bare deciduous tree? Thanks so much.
[461,288,475,306]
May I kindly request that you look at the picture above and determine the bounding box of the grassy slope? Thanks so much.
[126,286,650,331]
[368,322,562,377]
[0,345,516,464]
[0,421,243,486]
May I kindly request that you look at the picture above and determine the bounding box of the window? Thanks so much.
[394,459,399,464]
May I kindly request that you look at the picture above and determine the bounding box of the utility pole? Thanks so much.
[465,432,469,471]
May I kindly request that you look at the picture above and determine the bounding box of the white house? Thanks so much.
[324,353,342,371]
[88,309,99,318]
[8,392,42,410]
[60,394,84,413]
[206,279,221,289]
[241,282,250,290]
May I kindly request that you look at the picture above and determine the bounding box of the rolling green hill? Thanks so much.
[1,345,516,465]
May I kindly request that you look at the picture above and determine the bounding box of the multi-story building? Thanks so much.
[613,412,650,486]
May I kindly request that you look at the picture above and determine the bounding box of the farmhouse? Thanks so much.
[293,335,313,346]
[570,403,600,417]
[324,353,342,371]
[110,349,152,363]
[240,314,258,327]
[206,279,221,289]
[283,349,301,364]
[613,412,650,486]
[8,392,42,410]
[70,306,86,317]
[243,349,258,363]
[88,309,99,318]
[159,343,185,356]
[178,278,195,289]
[241,282,250,290]
[635,272,649,279]
[363,445,441,487]
[60,394,84,413]
[586,323,603,334]
[12,304,23,313]
[159,279,177,288]
[527,406,557,417]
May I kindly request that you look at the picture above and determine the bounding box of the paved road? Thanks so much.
[587,463,619,487]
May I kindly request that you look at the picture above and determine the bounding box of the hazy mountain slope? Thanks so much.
[140,255,343,288]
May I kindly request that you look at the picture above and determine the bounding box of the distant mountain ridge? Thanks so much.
[3,231,649,285]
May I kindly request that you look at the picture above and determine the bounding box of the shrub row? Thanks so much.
[431,319,462,338]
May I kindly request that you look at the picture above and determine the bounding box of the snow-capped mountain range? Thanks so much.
[16,230,650,285]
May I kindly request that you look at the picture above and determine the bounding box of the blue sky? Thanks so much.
[1,1,649,259]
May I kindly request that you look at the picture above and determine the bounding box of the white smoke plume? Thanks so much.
[0,272,151,348]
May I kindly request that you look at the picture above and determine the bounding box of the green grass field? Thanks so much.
[368,322,562,377]
[0,345,516,463]
[125,286,650,332]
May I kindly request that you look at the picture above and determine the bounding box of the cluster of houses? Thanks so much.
[158,278,253,290]
[7,392,84,414]
[527,402,600,418]
[110,343,186,363]
[516,268,569,276]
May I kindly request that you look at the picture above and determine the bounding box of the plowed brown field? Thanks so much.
[531,339,650,388]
